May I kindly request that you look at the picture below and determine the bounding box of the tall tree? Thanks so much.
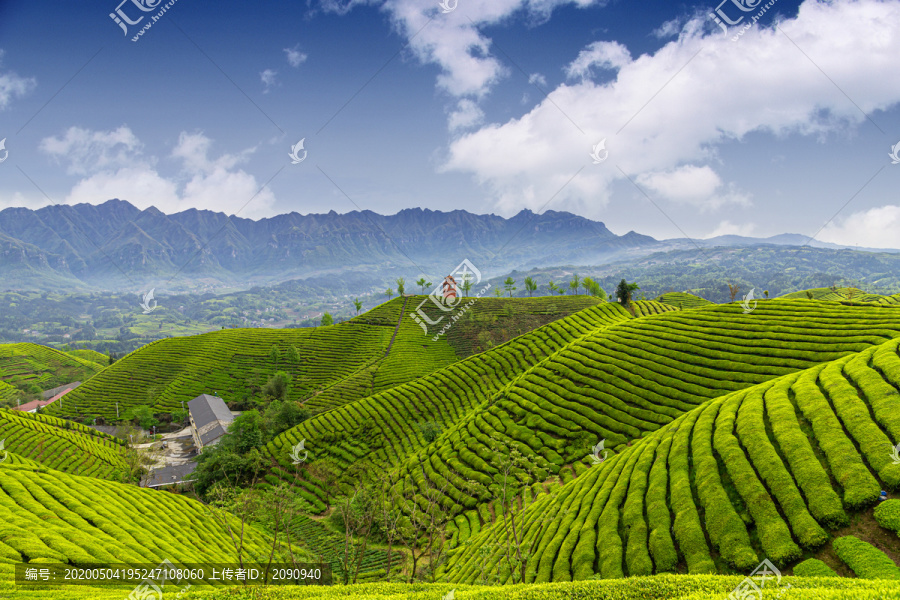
[396,278,406,295]
[353,298,363,316]
[385,288,394,300]
[616,279,640,307]
[524,276,537,297]
[569,274,581,295]
[415,277,431,293]
[503,277,517,297]
[321,312,334,326]
[460,273,473,297]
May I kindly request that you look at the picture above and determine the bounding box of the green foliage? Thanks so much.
[874,499,900,536]
[263,399,311,437]
[504,277,517,297]
[833,535,900,579]
[124,404,158,429]
[616,279,640,306]
[321,313,334,326]
[524,277,537,296]
[794,558,838,577]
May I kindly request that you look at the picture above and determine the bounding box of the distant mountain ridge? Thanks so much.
[1,200,895,293]
[0,200,656,291]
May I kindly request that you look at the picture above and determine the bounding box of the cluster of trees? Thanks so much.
[383,274,643,306]
[193,371,311,495]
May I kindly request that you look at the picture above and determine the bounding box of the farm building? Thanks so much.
[141,462,198,489]
[14,387,74,413]
[187,394,234,452]
[41,381,81,399]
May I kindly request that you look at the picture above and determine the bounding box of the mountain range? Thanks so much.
[0,199,896,292]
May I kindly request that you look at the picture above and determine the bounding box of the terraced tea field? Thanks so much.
[780,287,900,304]
[442,334,900,583]
[655,291,713,309]
[44,297,595,421]
[0,409,127,479]
[380,300,900,525]
[265,302,634,501]
[0,343,104,395]
[0,464,312,592]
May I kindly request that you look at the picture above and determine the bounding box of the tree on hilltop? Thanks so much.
[728,283,741,302]
[524,276,537,297]
[353,298,363,315]
[616,279,640,307]
[504,277,517,297]
[415,277,431,294]
[385,288,394,300]
[569,274,581,295]
[396,278,406,295]
[321,312,334,326]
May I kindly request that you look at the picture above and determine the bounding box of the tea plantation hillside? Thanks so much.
[0,409,128,479]
[43,296,597,420]
[441,335,900,584]
[0,464,313,593]
[290,299,900,524]
[265,302,634,506]
[0,343,104,397]
[655,291,713,309]
[63,348,109,365]
[780,287,900,304]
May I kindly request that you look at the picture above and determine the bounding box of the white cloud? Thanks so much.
[284,45,308,67]
[40,127,275,218]
[381,0,604,98]
[442,0,900,217]
[706,220,756,238]
[528,73,548,87]
[448,99,485,132]
[260,68,278,92]
[636,165,750,210]
[818,205,900,250]
[0,50,36,109]
[565,41,631,80]
[40,126,145,176]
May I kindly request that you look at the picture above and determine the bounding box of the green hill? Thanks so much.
[780,287,900,304]
[441,334,900,583]
[656,291,714,309]
[0,464,307,593]
[0,409,128,480]
[44,296,603,420]
[0,343,104,398]
[266,301,633,508]
[275,299,900,525]
[64,348,109,365]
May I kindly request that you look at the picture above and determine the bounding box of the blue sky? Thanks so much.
[1,0,899,247]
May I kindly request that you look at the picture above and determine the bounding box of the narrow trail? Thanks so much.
[384,297,409,357]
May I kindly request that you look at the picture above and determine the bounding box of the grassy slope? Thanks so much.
[0,343,104,394]
[0,409,128,479]
[780,287,900,304]
[45,297,596,420]
[386,300,900,527]
[656,291,714,309]
[0,465,311,592]
[64,348,109,365]
[266,302,633,507]
[442,334,900,583]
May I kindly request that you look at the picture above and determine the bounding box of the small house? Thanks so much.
[187,394,234,453]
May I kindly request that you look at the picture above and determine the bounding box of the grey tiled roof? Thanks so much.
[142,462,198,488]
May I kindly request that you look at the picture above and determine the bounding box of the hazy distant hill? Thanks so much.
[0,200,656,292]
